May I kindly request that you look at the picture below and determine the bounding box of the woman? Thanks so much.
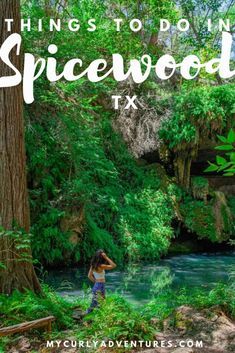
[87,249,116,313]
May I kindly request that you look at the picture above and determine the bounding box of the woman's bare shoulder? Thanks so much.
[92,266,103,272]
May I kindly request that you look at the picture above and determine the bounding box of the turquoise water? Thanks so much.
[45,252,235,306]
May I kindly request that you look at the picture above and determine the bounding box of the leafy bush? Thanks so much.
[180,196,217,241]
[191,176,209,200]
[0,285,74,330]
[19,0,179,267]
[77,295,154,342]
[205,129,235,176]
[81,215,123,263]
[1,284,234,352]
[191,177,209,189]
[20,2,235,268]
[143,284,235,322]
[179,191,234,242]
[159,85,235,150]
[31,207,76,267]
[119,186,173,261]
[0,228,32,269]
[26,93,175,264]
[0,285,77,353]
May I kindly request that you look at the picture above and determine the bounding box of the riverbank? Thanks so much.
[3,304,235,353]
[1,283,234,353]
[148,305,235,353]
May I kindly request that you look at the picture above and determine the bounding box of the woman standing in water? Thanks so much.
[87,250,116,313]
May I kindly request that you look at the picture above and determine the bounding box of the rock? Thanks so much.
[18,337,31,352]
[8,349,19,353]
[213,191,233,241]
[59,208,85,262]
[160,306,235,353]
[211,314,235,352]
[210,314,219,322]
[8,336,31,353]
[72,308,86,320]
[151,317,161,326]
[171,348,193,353]
[191,176,209,201]
[140,350,167,353]
[154,332,166,340]
[60,208,85,237]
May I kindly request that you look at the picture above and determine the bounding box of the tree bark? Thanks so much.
[0,0,41,294]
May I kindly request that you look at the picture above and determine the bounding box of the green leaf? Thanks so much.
[224,168,235,174]
[0,262,6,270]
[217,162,233,172]
[204,163,218,172]
[227,129,235,144]
[215,145,234,151]
[217,135,227,143]
[223,172,234,176]
[216,156,227,165]
[230,153,235,162]
[15,244,30,250]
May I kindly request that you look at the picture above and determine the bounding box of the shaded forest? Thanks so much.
[18,0,235,268]
[0,1,235,352]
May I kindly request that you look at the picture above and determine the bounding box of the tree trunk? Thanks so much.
[0,0,41,294]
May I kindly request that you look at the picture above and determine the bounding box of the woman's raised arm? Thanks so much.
[101,253,116,270]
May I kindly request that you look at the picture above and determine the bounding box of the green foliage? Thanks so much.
[0,286,77,352]
[1,283,234,352]
[0,228,32,269]
[31,207,76,266]
[25,78,175,264]
[2,0,233,348]
[19,1,235,268]
[119,185,173,261]
[191,177,209,189]
[81,215,123,263]
[77,295,154,342]
[180,191,234,242]
[227,197,235,235]
[180,196,217,241]
[143,284,235,322]
[228,197,235,216]
[178,0,229,50]
[191,176,209,200]
[160,85,235,150]
[20,1,177,266]
[205,129,235,176]
[0,285,74,329]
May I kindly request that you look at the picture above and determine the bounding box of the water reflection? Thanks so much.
[44,252,235,306]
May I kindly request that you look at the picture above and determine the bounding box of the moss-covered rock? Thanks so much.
[191,177,209,202]
[180,191,234,243]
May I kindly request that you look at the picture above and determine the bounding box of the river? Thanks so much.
[45,252,235,306]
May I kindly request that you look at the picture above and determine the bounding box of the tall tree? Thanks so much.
[0,0,41,294]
